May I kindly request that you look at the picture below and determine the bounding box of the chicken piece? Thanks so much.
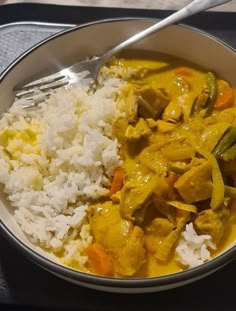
[112,116,129,145]
[194,207,230,245]
[90,201,131,252]
[156,120,177,133]
[175,161,213,203]
[89,201,146,276]
[138,145,168,176]
[125,118,151,142]
[126,85,169,120]
[147,217,173,236]
[116,226,146,276]
[177,93,195,120]
[144,217,173,254]
[120,174,158,220]
[162,101,183,123]
[152,177,178,226]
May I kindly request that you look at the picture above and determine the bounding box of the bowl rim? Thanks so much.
[1,16,236,289]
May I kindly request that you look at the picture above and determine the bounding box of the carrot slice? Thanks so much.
[174,67,192,76]
[85,243,113,276]
[108,167,124,197]
[215,81,234,110]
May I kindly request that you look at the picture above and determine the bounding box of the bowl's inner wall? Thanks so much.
[1,20,236,114]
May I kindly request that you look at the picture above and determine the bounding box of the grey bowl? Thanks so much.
[0,18,236,293]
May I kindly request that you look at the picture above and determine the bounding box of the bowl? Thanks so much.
[0,18,236,293]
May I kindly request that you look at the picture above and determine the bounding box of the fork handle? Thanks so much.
[101,0,231,64]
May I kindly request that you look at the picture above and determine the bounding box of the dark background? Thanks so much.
[0,3,236,310]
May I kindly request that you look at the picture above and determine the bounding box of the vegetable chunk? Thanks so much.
[116,226,146,276]
[175,161,213,203]
[120,175,158,220]
[194,207,230,245]
[125,118,151,142]
[90,202,146,276]
[85,243,113,276]
[127,85,170,120]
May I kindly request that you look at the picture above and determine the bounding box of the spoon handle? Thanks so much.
[102,0,231,62]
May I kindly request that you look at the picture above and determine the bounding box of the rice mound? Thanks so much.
[176,223,216,268]
[0,75,124,266]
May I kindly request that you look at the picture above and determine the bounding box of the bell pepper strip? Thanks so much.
[108,167,124,197]
[225,185,236,199]
[198,148,224,210]
[213,127,236,159]
[189,140,225,210]
[204,72,218,117]
[167,201,197,213]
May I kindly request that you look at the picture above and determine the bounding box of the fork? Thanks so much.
[14,0,231,108]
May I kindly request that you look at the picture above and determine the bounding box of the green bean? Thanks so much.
[204,72,218,117]
[213,127,236,158]
[225,185,236,199]
[168,165,185,175]
[222,144,236,161]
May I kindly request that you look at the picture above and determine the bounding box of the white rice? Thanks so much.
[0,73,124,267]
[176,223,216,268]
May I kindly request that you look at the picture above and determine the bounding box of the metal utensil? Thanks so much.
[14,0,231,108]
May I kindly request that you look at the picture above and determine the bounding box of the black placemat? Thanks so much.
[0,3,236,311]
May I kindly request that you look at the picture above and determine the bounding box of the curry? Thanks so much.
[82,53,236,277]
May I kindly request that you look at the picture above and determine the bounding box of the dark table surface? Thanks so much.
[0,3,236,311]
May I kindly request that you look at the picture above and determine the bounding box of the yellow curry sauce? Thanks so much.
[75,53,236,277]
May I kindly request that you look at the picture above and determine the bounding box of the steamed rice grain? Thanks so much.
[0,74,124,268]
[176,223,216,268]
